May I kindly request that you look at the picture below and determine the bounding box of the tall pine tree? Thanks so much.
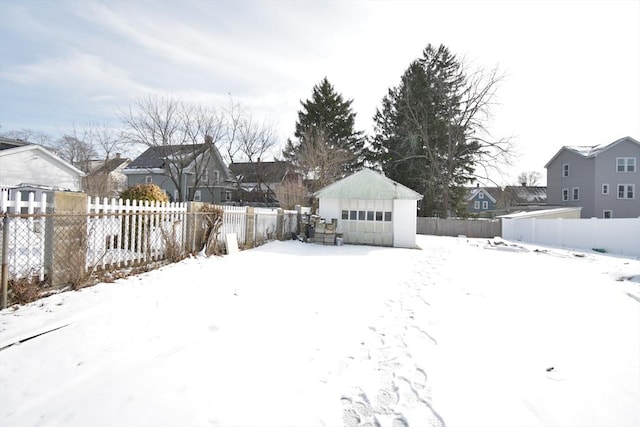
[369,44,496,217]
[284,78,365,191]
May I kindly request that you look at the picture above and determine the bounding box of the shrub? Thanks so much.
[120,184,169,203]
[9,277,41,305]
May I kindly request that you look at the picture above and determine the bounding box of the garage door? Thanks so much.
[339,199,393,246]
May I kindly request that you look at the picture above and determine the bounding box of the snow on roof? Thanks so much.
[314,168,423,200]
[498,207,581,219]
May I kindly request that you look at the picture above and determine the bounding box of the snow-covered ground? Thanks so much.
[1,235,639,427]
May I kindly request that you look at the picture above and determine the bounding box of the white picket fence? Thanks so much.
[86,197,188,270]
[0,189,49,280]
[1,189,301,284]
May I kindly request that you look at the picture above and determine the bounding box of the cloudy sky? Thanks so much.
[1,0,638,185]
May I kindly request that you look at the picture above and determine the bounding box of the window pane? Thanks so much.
[358,210,365,220]
[367,211,374,221]
[341,210,348,220]
[629,159,636,172]
[618,185,625,198]
[376,211,383,221]
[350,210,357,220]
[384,212,392,221]
[628,186,634,199]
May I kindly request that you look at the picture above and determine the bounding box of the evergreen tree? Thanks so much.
[369,44,502,217]
[285,78,365,188]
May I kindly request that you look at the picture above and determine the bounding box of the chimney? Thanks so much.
[476,183,480,188]
[204,135,213,146]
[115,153,121,159]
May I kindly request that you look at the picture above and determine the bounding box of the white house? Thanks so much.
[0,138,85,191]
[314,169,423,248]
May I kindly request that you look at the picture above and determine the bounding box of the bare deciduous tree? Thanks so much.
[294,126,354,193]
[120,95,227,202]
[516,171,542,186]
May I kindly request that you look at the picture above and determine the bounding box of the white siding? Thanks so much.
[393,199,418,248]
[318,198,340,222]
[0,150,82,191]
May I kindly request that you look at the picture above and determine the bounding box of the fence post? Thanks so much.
[295,205,302,235]
[44,192,88,288]
[245,207,255,249]
[276,208,284,240]
[1,214,9,309]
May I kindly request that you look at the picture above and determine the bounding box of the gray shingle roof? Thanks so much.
[126,144,206,169]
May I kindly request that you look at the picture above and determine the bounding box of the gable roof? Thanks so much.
[229,161,293,183]
[467,187,497,203]
[503,185,547,205]
[125,143,234,182]
[126,144,206,169]
[0,139,85,177]
[545,136,640,168]
[0,137,31,151]
[314,169,423,200]
[85,156,130,175]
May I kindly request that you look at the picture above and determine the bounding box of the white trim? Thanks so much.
[474,201,480,209]
[617,184,635,199]
[602,183,609,195]
[616,157,636,173]
[562,163,569,177]
[572,187,579,201]
[562,188,569,201]
[482,200,488,209]
[0,144,85,177]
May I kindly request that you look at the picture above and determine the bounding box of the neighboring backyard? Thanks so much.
[1,235,639,427]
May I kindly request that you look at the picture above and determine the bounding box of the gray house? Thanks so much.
[545,136,639,218]
[124,137,235,203]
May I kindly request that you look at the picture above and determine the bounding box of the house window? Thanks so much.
[562,164,569,177]
[193,190,201,202]
[479,192,484,199]
[341,210,348,220]
[482,201,488,209]
[562,188,569,201]
[224,191,231,201]
[603,210,612,219]
[474,201,480,209]
[602,184,609,195]
[145,175,152,184]
[617,184,635,199]
[214,170,220,184]
[617,157,636,172]
[202,169,209,184]
[572,187,579,201]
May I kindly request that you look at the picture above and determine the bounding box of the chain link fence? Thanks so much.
[1,207,299,307]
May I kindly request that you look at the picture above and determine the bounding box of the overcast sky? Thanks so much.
[1,0,638,185]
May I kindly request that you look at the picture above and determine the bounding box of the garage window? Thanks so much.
[350,210,357,220]
[367,211,374,221]
[384,212,392,221]
[376,211,383,221]
[341,210,348,220]
[358,210,365,220]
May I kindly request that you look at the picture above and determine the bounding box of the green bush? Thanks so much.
[120,183,169,203]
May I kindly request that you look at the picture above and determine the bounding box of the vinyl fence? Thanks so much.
[502,217,640,257]
[1,190,300,306]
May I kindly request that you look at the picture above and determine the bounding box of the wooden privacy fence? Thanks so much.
[417,217,502,238]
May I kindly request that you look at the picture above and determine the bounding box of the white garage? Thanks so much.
[314,169,423,248]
